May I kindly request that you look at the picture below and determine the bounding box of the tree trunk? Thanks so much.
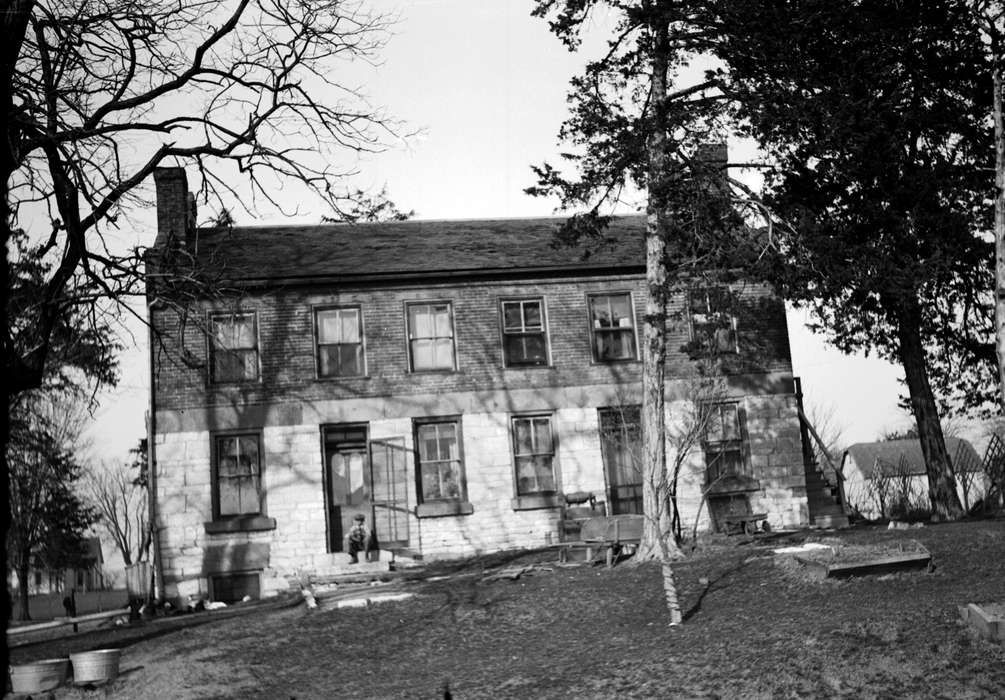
[993,30,1005,416]
[636,15,677,563]
[16,556,31,621]
[893,294,963,520]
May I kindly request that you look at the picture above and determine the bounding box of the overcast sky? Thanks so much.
[79,0,923,467]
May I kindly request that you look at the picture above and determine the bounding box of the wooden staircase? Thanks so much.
[796,379,850,529]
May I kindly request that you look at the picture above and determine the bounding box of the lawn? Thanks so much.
[9,519,1005,699]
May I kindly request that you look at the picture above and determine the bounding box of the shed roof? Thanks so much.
[177,216,648,284]
[841,438,983,477]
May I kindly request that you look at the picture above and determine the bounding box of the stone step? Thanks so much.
[813,513,850,529]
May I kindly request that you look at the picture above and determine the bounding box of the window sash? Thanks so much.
[690,287,738,354]
[512,417,556,496]
[502,300,548,366]
[316,308,364,378]
[408,303,455,370]
[211,314,258,382]
[416,422,463,502]
[215,435,262,517]
[589,294,636,360]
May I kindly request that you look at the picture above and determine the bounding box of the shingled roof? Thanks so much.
[842,437,983,477]
[179,216,647,284]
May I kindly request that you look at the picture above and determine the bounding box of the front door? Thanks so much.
[323,425,370,553]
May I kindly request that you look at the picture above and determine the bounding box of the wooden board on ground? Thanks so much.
[792,541,932,580]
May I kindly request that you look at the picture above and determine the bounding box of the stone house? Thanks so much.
[147,167,829,603]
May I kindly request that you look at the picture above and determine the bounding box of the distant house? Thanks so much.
[841,438,986,519]
[146,166,837,604]
[7,537,106,595]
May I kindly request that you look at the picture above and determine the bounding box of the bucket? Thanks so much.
[9,658,69,693]
[70,649,122,685]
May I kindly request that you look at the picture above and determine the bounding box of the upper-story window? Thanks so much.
[588,293,637,361]
[210,313,259,383]
[407,302,455,371]
[501,299,548,367]
[316,307,364,378]
[689,286,738,355]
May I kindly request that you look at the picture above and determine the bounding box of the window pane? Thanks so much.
[522,335,547,363]
[610,295,631,325]
[318,310,341,343]
[433,305,451,336]
[514,419,533,454]
[409,306,431,338]
[412,339,434,369]
[503,302,523,331]
[590,297,612,327]
[340,311,360,343]
[524,302,542,328]
[432,338,454,368]
[532,418,552,453]
[219,480,241,515]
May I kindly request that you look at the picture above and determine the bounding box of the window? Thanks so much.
[316,307,364,378]
[415,420,464,502]
[689,286,738,354]
[703,403,747,483]
[214,434,264,518]
[501,299,548,367]
[598,407,643,515]
[210,313,259,383]
[588,293,637,361]
[512,415,557,496]
[407,302,455,371]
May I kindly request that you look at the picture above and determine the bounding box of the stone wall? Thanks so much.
[152,384,807,601]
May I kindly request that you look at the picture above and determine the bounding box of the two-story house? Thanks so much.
[147,167,820,604]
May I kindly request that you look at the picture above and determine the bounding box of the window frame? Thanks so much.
[405,300,457,372]
[209,431,273,530]
[510,413,561,509]
[208,311,261,385]
[314,305,366,379]
[499,297,551,368]
[688,285,739,355]
[413,417,467,505]
[586,292,639,363]
[701,402,749,484]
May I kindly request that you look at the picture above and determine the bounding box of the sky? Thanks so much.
[78,0,929,467]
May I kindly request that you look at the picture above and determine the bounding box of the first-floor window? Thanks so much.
[512,415,557,495]
[214,433,264,518]
[416,420,464,502]
[703,403,747,483]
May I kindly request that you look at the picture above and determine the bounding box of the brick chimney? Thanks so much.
[153,167,195,249]
[694,142,729,195]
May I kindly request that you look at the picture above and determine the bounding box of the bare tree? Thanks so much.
[87,451,150,567]
[866,460,893,519]
[3,0,405,398]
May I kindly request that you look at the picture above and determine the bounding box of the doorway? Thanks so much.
[598,407,643,515]
[322,426,410,554]
[322,425,369,553]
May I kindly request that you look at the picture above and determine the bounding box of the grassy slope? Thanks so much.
[10,520,1005,699]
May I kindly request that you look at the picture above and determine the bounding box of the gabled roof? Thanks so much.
[180,216,647,285]
[842,437,983,477]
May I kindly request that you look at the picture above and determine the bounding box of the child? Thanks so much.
[347,513,369,564]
